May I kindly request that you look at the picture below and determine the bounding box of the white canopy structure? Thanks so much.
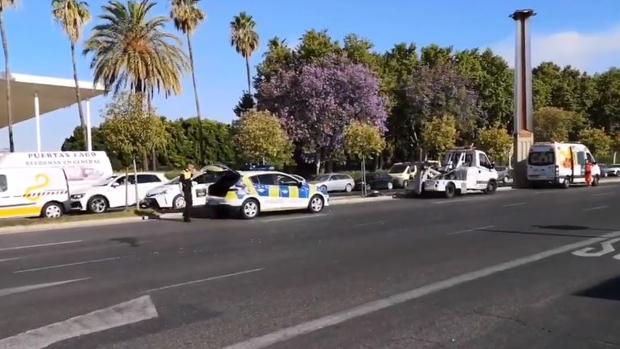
[0,72,105,151]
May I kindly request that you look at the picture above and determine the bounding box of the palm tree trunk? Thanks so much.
[0,14,14,152]
[188,34,204,165]
[187,34,201,120]
[245,56,252,94]
[71,42,87,149]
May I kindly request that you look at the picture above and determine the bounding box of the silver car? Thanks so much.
[310,173,355,193]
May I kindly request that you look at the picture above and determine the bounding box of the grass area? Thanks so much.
[0,209,152,228]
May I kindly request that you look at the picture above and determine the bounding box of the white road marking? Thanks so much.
[0,257,20,263]
[583,205,609,212]
[0,278,90,298]
[224,230,620,349]
[14,257,121,274]
[447,225,495,236]
[502,202,527,208]
[257,214,326,223]
[144,268,264,293]
[572,238,620,257]
[0,295,157,349]
[0,240,82,252]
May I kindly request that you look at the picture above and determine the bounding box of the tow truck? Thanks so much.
[408,147,499,198]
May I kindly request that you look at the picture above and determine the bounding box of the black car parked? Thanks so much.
[356,172,394,191]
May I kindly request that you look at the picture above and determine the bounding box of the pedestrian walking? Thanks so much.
[585,160,593,187]
[180,164,196,222]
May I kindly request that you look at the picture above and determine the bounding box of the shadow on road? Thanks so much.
[109,237,140,247]
[575,276,620,301]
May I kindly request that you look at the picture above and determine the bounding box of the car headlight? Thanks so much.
[71,193,85,200]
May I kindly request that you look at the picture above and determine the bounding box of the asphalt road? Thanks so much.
[1,184,619,348]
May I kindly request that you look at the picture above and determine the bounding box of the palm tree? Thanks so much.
[171,0,204,121]
[0,0,18,152]
[52,0,91,148]
[83,0,188,103]
[230,12,259,94]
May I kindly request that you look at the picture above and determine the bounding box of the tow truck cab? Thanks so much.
[423,148,498,197]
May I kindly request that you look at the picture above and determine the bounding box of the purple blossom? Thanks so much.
[258,55,388,164]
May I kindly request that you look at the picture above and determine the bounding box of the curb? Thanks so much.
[329,195,395,205]
[0,216,146,236]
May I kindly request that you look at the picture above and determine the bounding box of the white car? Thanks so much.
[140,165,229,210]
[207,170,329,219]
[605,164,620,177]
[70,172,167,213]
[310,173,355,193]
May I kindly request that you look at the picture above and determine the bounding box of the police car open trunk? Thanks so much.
[207,170,241,197]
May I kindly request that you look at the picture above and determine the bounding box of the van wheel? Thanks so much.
[592,175,600,187]
[445,183,456,199]
[402,180,409,189]
[88,195,109,214]
[173,195,186,210]
[308,195,325,213]
[42,202,63,219]
[562,177,571,189]
[484,180,497,194]
[239,199,260,219]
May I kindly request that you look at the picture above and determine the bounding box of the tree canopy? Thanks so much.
[234,110,293,168]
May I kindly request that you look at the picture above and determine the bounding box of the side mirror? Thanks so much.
[491,162,496,169]
[111,182,120,188]
[192,181,198,186]
[296,181,303,187]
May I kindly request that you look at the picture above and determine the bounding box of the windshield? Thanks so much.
[528,151,555,166]
[389,164,408,173]
[98,176,118,186]
[312,175,330,182]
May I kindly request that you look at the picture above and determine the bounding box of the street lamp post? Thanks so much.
[511,9,536,188]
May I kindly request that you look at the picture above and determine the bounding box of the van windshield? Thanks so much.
[528,151,555,166]
[389,164,408,173]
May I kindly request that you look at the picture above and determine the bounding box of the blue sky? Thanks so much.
[2,0,620,151]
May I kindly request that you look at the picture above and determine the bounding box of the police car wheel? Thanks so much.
[240,199,260,219]
[173,195,186,210]
[42,202,63,219]
[308,195,324,213]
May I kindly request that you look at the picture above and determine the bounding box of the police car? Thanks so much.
[207,169,329,219]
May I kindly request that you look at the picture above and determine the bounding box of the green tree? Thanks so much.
[420,44,453,67]
[61,126,127,169]
[297,29,340,63]
[421,114,458,159]
[234,110,293,168]
[52,0,91,147]
[84,0,188,102]
[343,33,379,72]
[161,118,236,168]
[0,0,18,152]
[233,92,255,117]
[592,68,620,130]
[534,107,585,142]
[579,127,613,160]
[456,49,513,126]
[256,36,293,83]
[344,121,386,161]
[171,0,205,120]
[478,123,513,165]
[230,11,259,93]
[99,93,168,170]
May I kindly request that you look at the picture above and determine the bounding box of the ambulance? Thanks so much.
[527,142,601,188]
[0,151,113,218]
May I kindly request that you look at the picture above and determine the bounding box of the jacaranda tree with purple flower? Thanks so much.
[258,55,388,174]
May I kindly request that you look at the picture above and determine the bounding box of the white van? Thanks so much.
[528,142,601,188]
[0,151,113,192]
[0,168,70,218]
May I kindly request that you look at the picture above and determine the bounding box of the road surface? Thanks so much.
[0,184,619,348]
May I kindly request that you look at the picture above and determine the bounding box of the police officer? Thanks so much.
[180,164,195,222]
